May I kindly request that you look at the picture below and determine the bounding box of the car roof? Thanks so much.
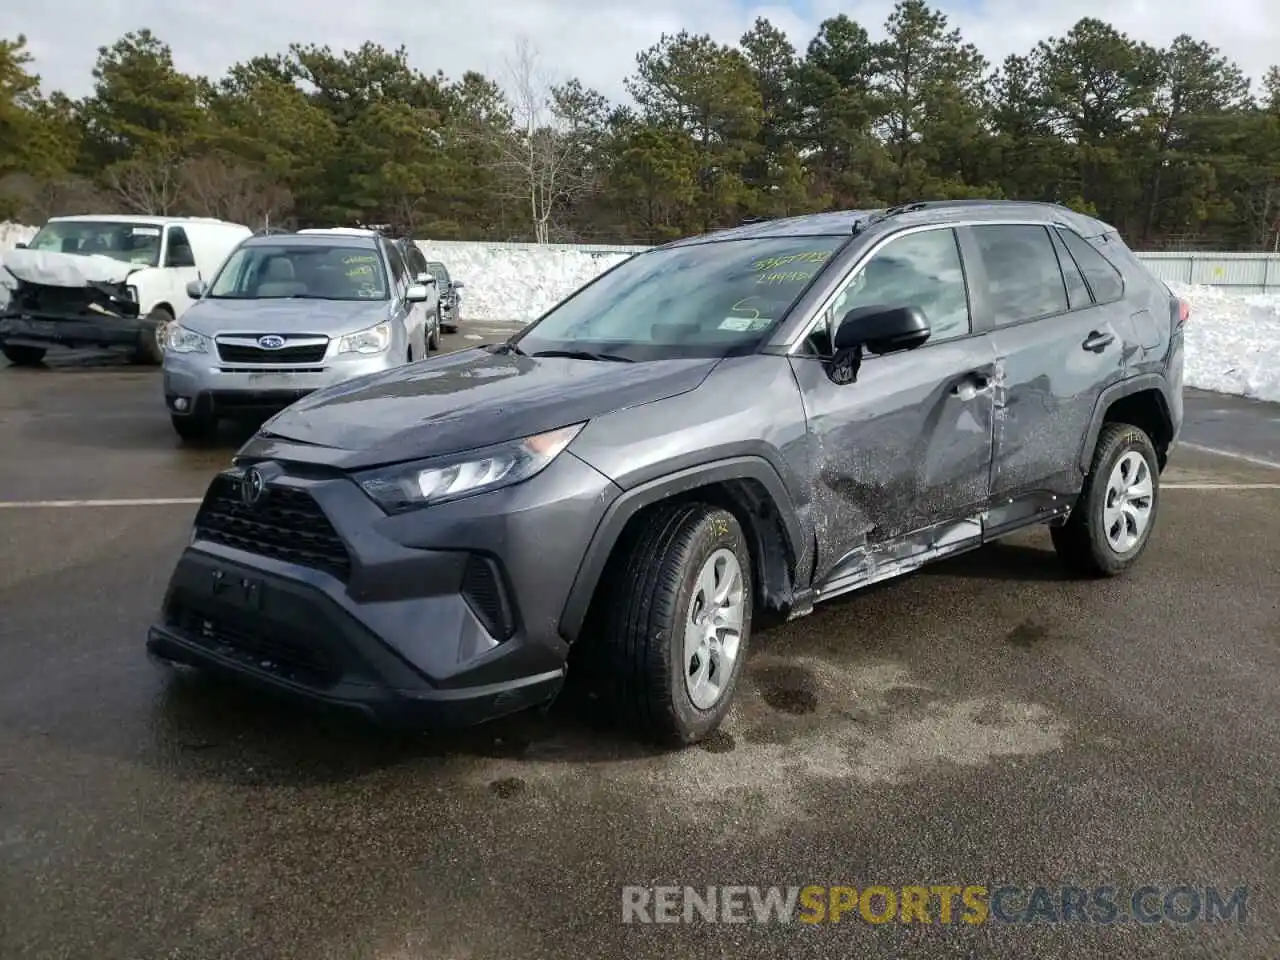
[240,232,380,249]
[46,214,245,228]
[660,200,1119,247]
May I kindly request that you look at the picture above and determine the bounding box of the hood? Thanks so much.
[1,248,140,287]
[250,346,719,469]
[181,296,391,336]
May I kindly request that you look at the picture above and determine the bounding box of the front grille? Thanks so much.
[169,599,340,687]
[460,554,516,640]
[194,474,352,581]
[217,342,328,364]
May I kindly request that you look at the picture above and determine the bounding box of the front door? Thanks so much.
[789,225,999,585]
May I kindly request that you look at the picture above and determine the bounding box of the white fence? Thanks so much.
[1132,252,1280,294]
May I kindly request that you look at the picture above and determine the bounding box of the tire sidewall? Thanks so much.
[664,511,753,739]
[1087,427,1160,565]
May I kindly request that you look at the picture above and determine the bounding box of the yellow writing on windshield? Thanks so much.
[343,255,377,264]
[752,251,831,272]
[346,264,374,277]
[756,270,813,285]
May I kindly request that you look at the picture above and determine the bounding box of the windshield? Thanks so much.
[27,220,162,267]
[512,236,847,360]
[426,262,448,283]
[207,243,389,300]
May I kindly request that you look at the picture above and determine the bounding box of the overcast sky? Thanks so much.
[10,0,1280,105]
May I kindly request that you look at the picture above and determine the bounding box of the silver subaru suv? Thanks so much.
[162,229,437,441]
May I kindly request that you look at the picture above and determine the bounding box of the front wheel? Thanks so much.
[171,411,218,443]
[1051,422,1161,576]
[428,321,441,352]
[135,307,172,365]
[2,344,46,366]
[596,503,753,746]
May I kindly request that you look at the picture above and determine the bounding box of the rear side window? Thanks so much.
[970,224,1068,325]
[1056,228,1124,303]
[1049,230,1091,309]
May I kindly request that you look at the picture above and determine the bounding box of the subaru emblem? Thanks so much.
[258,335,286,349]
[241,468,267,506]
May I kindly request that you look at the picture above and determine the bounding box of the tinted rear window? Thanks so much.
[970,224,1068,324]
[1057,229,1124,303]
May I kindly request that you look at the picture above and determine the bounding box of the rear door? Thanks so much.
[960,222,1128,504]
[788,224,1000,582]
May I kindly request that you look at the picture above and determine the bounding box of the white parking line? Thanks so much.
[1179,443,1280,471]
[1162,483,1280,490]
[0,498,203,509]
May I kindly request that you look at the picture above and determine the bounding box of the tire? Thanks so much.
[171,411,218,443]
[595,502,754,746]
[134,307,172,365]
[1051,422,1161,576]
[2,344,46,366]
[428,322,441,351]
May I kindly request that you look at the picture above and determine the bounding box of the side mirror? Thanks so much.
[451,281,464,290]
[185,279,207,299]
[834,304,930,355]
[14,241,27,249]
[405,283,430,303]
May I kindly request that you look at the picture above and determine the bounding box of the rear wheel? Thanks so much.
[592,503,753,746]
[171,411,218,443]
[1,344,46,366]
[1051,422,1160,576]
[428,321,441,351]
[134,306,171,365]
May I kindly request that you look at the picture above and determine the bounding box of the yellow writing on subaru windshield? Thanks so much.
[751,250,832,272]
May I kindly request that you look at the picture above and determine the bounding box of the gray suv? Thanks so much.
[147,200,1185,746]
[163,229,437,441]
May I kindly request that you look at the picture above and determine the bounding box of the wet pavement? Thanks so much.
[1,338,1278,959]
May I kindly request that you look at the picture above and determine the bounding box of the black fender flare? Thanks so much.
[1076,373,1173,473]
[557,455,806,643]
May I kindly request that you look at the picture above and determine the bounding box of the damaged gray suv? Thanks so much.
[147,200,1185,746]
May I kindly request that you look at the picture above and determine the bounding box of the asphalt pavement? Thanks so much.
[1,335,1278,959]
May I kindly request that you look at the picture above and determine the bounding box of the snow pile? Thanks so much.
[0,221,37,252]
[416,240,637,324]
[1170,282,1280,403]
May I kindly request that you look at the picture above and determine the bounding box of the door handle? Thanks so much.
[950,373,992,400]
[1082,330,1115,352]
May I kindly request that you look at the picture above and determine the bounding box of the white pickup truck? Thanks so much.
[0,214,251,365]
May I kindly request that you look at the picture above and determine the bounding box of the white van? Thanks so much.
[0,215,251,365]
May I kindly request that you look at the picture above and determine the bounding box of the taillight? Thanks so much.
[1175,298,1189,325]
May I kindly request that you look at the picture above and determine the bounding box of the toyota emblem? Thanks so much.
[257,335,286,350]
[241,468,267,506]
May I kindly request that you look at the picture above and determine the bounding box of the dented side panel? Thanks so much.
[985,303,1128,500]
[787,334,1000,584]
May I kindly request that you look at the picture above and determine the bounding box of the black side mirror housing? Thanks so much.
[834,304,931,355]
[14,241,27,249]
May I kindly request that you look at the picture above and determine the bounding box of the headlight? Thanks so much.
[338,322,392,355]
[355,423,585,512]
[166,324,210,353]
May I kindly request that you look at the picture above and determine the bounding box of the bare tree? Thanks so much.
[179,154,292,229]
[104,153,182,215]
[479,38,597,243]
[0,172,113,222]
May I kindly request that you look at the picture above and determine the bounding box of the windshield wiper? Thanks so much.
[529,349,634,363]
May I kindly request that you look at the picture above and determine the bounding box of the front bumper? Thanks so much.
[0,312,144,350]
[164,351,399,419]
[148,451,621,727]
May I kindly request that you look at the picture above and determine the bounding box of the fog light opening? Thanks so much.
[173,397,190,412]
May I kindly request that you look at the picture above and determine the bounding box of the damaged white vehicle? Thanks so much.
[0,215,251,366]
